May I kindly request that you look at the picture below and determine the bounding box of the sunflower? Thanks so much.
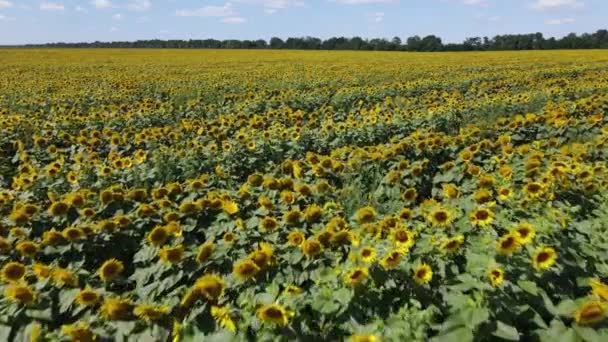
[194,274,225,301]
[211,306,236,332]
[196,242,215,264]
[344,267,369,286]
[573,301,606,326]
[233,259,261,280]
[380,249,403,270]
[257,303,291,326]
[147,225,170,246]
[284,285,301,296]
[426,207,452,227]
[523,182,544,199]
[98,259,124,282]
[134,303,170,321]
[349,334,380,342]
[222,200,239,215]
[1,261,26,282]
[300,235,324,255]
[48,200,70,216]
[590,278,608,301]
[249,242,274,269]
[413,264,433,285]
[80,207,96,218]
[287,230,305,246]
[390,228,415,249]
[259,216,279,232]
[355,206,377,224]
[473,189,492,204]
[469,207,494,227]
[32,263,51,279]
[359,246,377,263]
[488,267,504,287]
[75,287,101,307]
[5,283,37,305]
[16,240,39,257]
[442,183,460,199]
[496,233,521,255]
[511,222,536,245]
[100,297,133,321]
[441,235,465,253]
[62,226,85,241]
[61,322,95,342]
[497,186,512,201]
[402,188,417,203]
[399,208,413,221]
[52,267,79,288]
[532,247,557,271]
[159,244,185,264]
[283,209,302,224]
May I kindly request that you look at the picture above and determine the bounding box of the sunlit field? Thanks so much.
[1,49,608,341]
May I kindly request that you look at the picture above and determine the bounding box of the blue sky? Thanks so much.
[0,0,605,45]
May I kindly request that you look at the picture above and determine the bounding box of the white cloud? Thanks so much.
[0,13,16,20]
[264,8,277,14]
[127,0,151,11]
[92,0,113,9]
[0,1,13,9]
[75,5,87,12]
[40,2,65,11]
[530,0,584,10]
[112,13,123,20]
[462,0,487,6]
[367,12,384,23]
[334,0,397,4]
[176,3,235,17]
[222,16,246,23]
[136,15,149,23]
[546,17,575,24]
[109,26,118,32]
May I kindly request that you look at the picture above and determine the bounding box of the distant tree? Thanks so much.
[269,37,284,49]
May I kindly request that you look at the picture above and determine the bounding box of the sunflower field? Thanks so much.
[1,49,608,341]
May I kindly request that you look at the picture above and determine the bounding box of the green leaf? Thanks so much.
[493,321,520,341]
[432,326,474,342]
[518,280,539,296]
[572,325,602,342]
[555,300,578,317]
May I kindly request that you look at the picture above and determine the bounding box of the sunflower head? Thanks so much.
[73,286,100,306]
[496,233,521,255]
[61,322,95,342]
[5,283,37,305]
[532,247,557,271]
[301,238,323,257]
[488,267,504,287]
[574,301,606,326]
[100,297,134,321]
[413,264,433,285]
[355,206,377,224]
[159,245,185,264]
[512,222,536,245]
[194,274,226,301]
[344,267,369,287]
[1,261,26,283]
[257,303,291,326]
[98,259,124,282]
[233,259,261,280]
[134,303,170,321]
[380,249,403,270]
[147,225,170,246]
[427,207,452,227]
[196,242,215,264]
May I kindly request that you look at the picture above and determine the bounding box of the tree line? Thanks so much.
[19,30,608,51]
